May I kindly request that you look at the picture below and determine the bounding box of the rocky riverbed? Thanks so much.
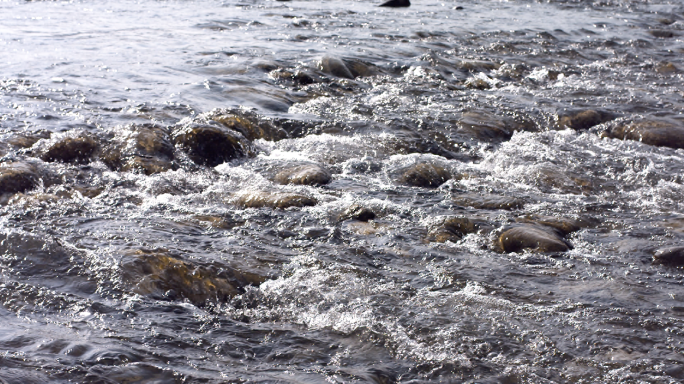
[1,0,684,382]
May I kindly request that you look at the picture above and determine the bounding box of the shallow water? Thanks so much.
[1,0,684,382]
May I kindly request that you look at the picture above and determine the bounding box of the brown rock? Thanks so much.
[40,135,98,163]
[656,62,678,74]
[275,163,332,186]
[453,194,524,210]
[498,225,572,253]
[398,162,450,188]
[558,110,615,130]
[516,215,586,236]
[173,124,249,167]
[319,56,354,79]
[428,216,490,243]
[119,250,265,305]
[339,204,376,222]
[465,78,491,90]
[653,246,684,266]
[604,119,684,149]
[235,191,317,209]
[100,124,176,174]
[210,110,288,141]
[0,162,39,194]
[457,111,536,142]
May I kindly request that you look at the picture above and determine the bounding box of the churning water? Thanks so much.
[1,0,684,382]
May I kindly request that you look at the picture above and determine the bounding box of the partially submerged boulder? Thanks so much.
[456,111,536,142]
[515,215,594,236]
[119,250,265,305]
[453,194,524,210]
[234,191,317,209]
[428,216,490,243]
[318,56,354,79]
[558,110,616,130]
[209,109,289,141]
[339,204,376,222]
[39,134,98,163]
[173,123,250,167]
[603,119,684,149]
[498,225,572,253]
[274,163,332,186]
[0,162,39,194]
[653,246,684,266]
[398,162,450,188]
[100,124,176,174]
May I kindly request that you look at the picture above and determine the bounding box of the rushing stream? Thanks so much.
[1,0,684,382]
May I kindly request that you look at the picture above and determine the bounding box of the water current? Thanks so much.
[1,0,684,382]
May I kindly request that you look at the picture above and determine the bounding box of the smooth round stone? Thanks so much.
[398,162,450,188]
[605,120,684,149]
[41,135,98,163]
[275,164,332,186]
[0,162,39,194]
[235,191,317,209]
[498,226,571,253]
[173,124,248,167]
[653,246,684,265]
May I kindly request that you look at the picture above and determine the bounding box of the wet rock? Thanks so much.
[6,132,50,148]
[343,59,376,78]
[0,162,39,194]
[558,110,616,130]
[649,30,675,38]
[456,111,536,142]
[173,123,250,167]
[398,162,450,188]
[653,246,684,266]
[453,194,524,210]
[100,124,176,174]
[465,77,491,90]
[428,216,490,243]
[274,163,332,186]
[656,62,678,74]
[235,191,317,209]
[379,0,410,7]
[339,204,376,222]
[39,134,98,163]
[209,109,289,141]
[603,119,684,149]
[319,56,354,79]
[516,215,588,236]
[119,250,265,305]
[498,225,572,253]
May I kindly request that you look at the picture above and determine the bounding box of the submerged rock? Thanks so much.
[516,215,591,236]
[119,250,265,305]
[398,162,450,188]
[40,134,98,163]
[558,110,616,130]
[653,246,684,266]
[379,0,410,7]
[339,204,376,222]
[235,191,317,209]
[603,119,684,149]
[274,163,332,186]
[0,162,39,194]
[318,56,354,79]
[456,111,536,142]
[498,225,572,253]
[209,109,289,142]
[100,124,176,174]
[173,123,250,167]
[453,194,524,210]
[428,216,490,243]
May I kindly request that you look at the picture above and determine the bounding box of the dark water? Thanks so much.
[1,0,684,382]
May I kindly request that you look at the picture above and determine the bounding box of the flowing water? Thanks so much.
[1,0,684,382]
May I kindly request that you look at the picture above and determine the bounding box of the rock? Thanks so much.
[656,62,678,74]
[119,250,265,305]
[428,216,489,243]
[558,110,616,130]
[40,135,98,163]
[379,0,410,7]
[319,56,354,79]
[100,124,176,175]
[173,123,250,167]
[603,119,684,149]
[516,215,590,236]
[453,194,524,210]
[274,163,332,186]
[649,30,675,38]
[339,204,376,222]
[398,162,450,188]
[465,77,491,90]
[0,162,39,194]
[456,111,536,142]
[653,246,684,265]
[209,109,289,141]
[498,225,572,253]
[234,191,317,209]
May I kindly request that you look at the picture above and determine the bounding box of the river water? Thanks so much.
[1,0,684,382]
